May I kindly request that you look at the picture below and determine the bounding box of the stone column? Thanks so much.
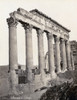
[71,51,75,70]
[66,40,72,70]
[55,36,61,73]
[7,17,18,94]
[37,29,45,81]
[23,24,33,82]
[47,33,56,78]
[61,39,67,71]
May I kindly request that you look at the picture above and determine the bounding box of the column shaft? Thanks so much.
[71,52,75,70]
[66,41,72,70]
[61,39,67,71]
[47,33,56,78]
[55,37,61,73]
[37,29,45,81]
[7,17,18,93]
[24,24,33,82]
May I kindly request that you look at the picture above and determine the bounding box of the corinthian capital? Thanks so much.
[66,40,69,45]
[55,36,60,43]
[47,33,53,40]
[36,29,44,37]
[60,38,65,43]
[7,17,18,27]
[22,23,33,31]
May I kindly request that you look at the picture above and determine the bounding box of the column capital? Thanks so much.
[7,17,18,27]
[66,40,69,45]
[47,33,53,40]
[22,23,33,31]
[55,36,60,43]
[37,29,44,37]
[60,38,65,43]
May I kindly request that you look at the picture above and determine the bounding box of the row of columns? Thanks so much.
[7,18,71,91]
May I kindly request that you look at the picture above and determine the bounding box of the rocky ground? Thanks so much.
[40,81,77,100]
[40,70,77,100]
[0,67,77,100]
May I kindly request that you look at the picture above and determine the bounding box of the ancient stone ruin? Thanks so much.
[6,8,75,99]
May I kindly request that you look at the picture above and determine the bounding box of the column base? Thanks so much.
[50,71,57,79]
[40,73,46,85]
[61,69,67,73]
[67,66,73,71]
[10,70,18,84]
[56,69,62,74]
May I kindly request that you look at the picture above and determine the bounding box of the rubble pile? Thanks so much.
[40,82,77,100]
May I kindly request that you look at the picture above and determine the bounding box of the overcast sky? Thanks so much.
[0,0,77,65]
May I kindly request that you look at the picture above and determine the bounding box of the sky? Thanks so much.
[0,0,77,65]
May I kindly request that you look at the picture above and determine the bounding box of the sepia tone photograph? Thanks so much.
[0,0,77,99]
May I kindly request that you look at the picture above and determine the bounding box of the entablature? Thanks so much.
[9,8,70,40]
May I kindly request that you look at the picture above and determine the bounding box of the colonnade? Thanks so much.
[7,17,71,88]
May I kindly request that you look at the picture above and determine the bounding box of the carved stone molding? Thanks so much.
[7,17,18,27]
